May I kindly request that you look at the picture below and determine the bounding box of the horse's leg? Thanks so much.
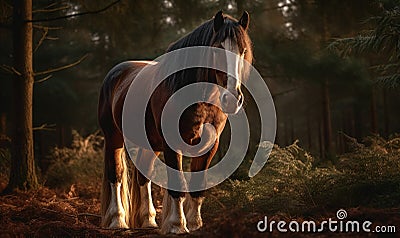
[160,146,189,234]
[185,140,219,231]
[135,148,159,228]
[101,132,129,229]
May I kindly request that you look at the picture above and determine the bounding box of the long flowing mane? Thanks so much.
[164,14,253,92]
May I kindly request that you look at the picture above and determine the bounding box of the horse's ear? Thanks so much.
[239,11,249,31]
[213,10,224,32]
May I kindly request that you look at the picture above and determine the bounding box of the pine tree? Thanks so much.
[329,3,400,87]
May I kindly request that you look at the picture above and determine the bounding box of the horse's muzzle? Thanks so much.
[220,91,243,114]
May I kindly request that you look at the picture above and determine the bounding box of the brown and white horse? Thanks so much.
[98,10,253,234]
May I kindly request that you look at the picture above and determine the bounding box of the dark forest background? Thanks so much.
[0,0,399,177]
[0,1,399,236]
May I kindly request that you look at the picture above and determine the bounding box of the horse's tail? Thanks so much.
[123,148,142,228]
[100,147,141,228]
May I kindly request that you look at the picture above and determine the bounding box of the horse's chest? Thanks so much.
[178,103,227,142]
[183,103,225,124]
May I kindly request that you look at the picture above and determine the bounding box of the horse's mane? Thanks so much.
[164,14,253,93]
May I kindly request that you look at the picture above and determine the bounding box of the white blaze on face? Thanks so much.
[219,38,245,114]
[221,38,244,96]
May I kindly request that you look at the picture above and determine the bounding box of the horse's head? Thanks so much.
[212,10,252,114]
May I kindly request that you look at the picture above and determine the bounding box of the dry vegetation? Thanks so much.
[0,132,399,237]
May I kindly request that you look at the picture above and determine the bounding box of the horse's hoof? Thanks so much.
[160,223,189,234]
[141,219,158,228]
[187,216,203,231]
[109,218,129,229]
[164,226,189,234]
[171,226,189,234]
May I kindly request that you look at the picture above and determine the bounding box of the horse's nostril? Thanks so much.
[221,94,228,104]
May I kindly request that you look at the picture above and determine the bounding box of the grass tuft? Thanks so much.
[215,135,400,216]
[45,130,103,188]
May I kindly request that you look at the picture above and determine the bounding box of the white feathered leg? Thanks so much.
[161,191,189,234]
[105,182,128,228]
[185,195,204,231]
[139,182,158,228]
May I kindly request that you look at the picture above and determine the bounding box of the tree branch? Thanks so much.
[33,24,62,30]
[33,123,56,131]
[0,65,21,76]
[45,36,59,40]
[34,54,88,76]
[39,2,59,10]
[34,74,52,83]
[32,5,70,14]
[28,0,122,23]
[34,27,49,52]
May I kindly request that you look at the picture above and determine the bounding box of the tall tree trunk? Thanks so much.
[383,88,389,137]
[320,5,334,159]
[370,87,378,134]
[5,0,39,192]
[284,121,289,146]
[318,120,324,159]
[307,113,312,150]
[0,113,6,135]
[321,80,333,157]
[290,118,294,144]
[341,111,348,153]
[354,104,363,140]
[349,108,355,137]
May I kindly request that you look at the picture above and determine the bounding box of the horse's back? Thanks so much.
[102,61,155,94]
[98,61,156,135]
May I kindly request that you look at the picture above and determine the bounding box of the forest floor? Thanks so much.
[1,134,399,237]
[0,180,399,237]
